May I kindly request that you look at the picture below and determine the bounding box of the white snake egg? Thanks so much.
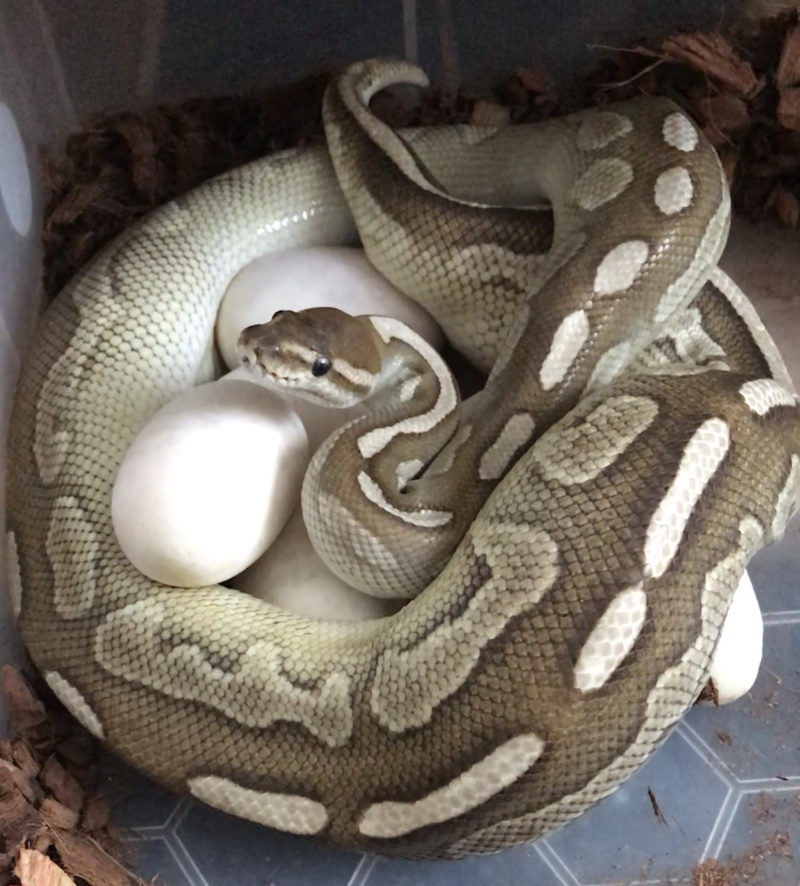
[111,375,308,587]
[707,568,763,705]
[215,246,443,371]
[233,510,403,621]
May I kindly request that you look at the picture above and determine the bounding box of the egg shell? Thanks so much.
[234,510,403,621]
[225,366,368,451]
[112,376,308,588]
[707,568,763,705]
[215,246,443,371]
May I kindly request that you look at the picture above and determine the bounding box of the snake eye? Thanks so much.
[312,356,332,377]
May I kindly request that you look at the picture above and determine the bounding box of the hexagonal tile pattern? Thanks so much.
[101,754,188,831]
[543,732,731,884]
[122,835,199,886]
[176,800,363,886]
[686,621,800,783]
[708,789,799,884]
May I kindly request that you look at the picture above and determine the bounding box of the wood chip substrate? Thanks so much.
[1,667,149,886]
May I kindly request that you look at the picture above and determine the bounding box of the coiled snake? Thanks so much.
[6,59,800,859]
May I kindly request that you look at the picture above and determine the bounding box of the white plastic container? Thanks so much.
[2,3,799,885]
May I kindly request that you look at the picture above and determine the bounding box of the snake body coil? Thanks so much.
[6,59,800,859]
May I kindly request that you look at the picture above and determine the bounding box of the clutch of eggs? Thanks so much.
[111,245,763,699]
[111,246,441,590]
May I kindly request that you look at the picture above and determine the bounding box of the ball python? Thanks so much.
[6,57,800,860]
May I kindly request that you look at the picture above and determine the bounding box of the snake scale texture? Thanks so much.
[6,59,800,859]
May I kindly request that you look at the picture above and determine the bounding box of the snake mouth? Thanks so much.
[247,359,303,390]
[238,346,293,387]
[253,362,290,385]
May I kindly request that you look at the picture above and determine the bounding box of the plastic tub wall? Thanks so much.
[2,2,799,885]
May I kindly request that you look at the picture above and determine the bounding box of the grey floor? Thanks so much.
[93,227,799,886]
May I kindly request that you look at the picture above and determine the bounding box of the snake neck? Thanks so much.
[301,315,462,598]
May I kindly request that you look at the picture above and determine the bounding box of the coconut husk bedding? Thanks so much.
[41,11,800,303]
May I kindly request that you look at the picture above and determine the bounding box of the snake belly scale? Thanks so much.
[5,58,800,859]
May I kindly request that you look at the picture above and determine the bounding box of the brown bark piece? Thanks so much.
[777,24,800,86]
[647,787,667,825]
[1,666,48,732]
[492,74,532,107]
[696,678,720,705]
[767,184,800,224]
[719,146,740,186]
[0,762,38,848]
[1,757,40,807]
[51,829,140,886]
[470,99,511,127]
[694,93,751,141]
[55,733,95,770]
[15,849,78,886]
[662,33,761,97]
[46,180,119,230]
[777,84,800,129]
[41,798,81,832]
[109,115,165,204]
[80,795,110,833]
[515,62,557,97]
[13,741,41,779]
[40,757,84,813]
[32,834,54,854]
[691,829,795,884]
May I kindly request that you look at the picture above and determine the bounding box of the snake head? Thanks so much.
[237,307,382,408]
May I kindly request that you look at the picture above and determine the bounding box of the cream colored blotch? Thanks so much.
[594,241,649,296]
[576,111,633,151]
[6,531,23,619]
[739,378,797,416]
[359,733,545,838]
[662,112,698,153]
[479,413,536,480]
[571,158,634,211]
[574,586,647,692]
[189,775,329,835]
[645,418,730,578]
[539,310,590,391]
[654,167,694,215]
[45,672,105,739]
